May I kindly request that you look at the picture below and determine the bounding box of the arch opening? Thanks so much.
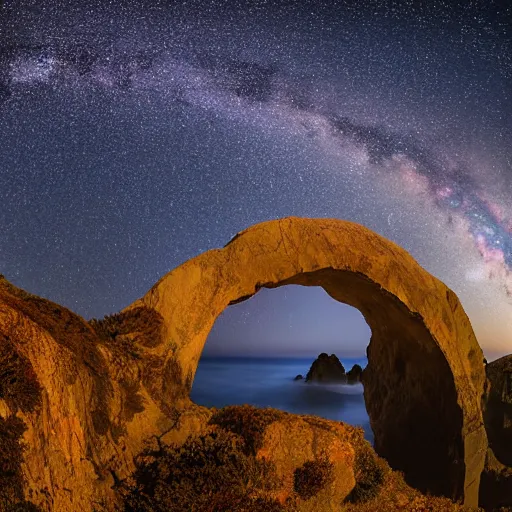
[191,284,373,441]
[191,268,465,500]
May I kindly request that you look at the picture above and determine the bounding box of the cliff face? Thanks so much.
[0,276,210,511]
[484,355,512,467]
[479,355,512,510]
[0,217,494,510]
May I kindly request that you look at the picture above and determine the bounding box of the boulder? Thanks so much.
[347,364,363,384]
[305,353,347,383]
[294,374,304,381]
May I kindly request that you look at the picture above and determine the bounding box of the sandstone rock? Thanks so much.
[129,216,487,507]
[347,364,363,384]
[0,275,208,511]
[0,217,489,509]
[305,353,347,383]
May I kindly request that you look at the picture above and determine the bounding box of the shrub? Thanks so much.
[345,444,386,503]
[342,455,483,512]
[294,459,334,500]
[119,428,283,512]
[0,334,42,413]
[0,415,42,511]
[4,502,43,512]
[209,405,287,455]
[89,307,164,349]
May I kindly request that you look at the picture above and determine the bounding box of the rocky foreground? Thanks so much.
[0,217,511,511]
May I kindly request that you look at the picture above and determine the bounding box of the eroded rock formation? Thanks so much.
[120,405,479,512]
[129,216,487,506]
[0,217,491,510]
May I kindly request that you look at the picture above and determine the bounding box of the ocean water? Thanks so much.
[190,356,373,443]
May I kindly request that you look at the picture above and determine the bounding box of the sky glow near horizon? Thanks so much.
[0,0,510,360]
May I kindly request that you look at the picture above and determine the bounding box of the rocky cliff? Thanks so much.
[479,355,512,510]
[303,353,363,384]
[0,216,502,511]
[0,275,210,510]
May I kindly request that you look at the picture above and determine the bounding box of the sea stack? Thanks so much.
[347,364,363,384]
[305,353,347,383]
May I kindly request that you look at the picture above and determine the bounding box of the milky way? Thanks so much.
[0,0,511,357]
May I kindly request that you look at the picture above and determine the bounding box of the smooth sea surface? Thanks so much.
[190,356,373,443]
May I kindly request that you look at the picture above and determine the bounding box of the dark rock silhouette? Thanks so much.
[306,353,347,383]
[294,374,303,381]
[479,354,512,510]
[483,354,512,467]
[347,364,363,384]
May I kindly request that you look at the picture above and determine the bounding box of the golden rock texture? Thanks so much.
[130,216,488,506]
[0,217,490,510]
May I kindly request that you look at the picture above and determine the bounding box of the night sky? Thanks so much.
[0,1,510,360]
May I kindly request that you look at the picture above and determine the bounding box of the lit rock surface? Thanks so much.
[0,276,211,511]
[0,217,490,509]
[255,414,359,509]
[130,216,488,506]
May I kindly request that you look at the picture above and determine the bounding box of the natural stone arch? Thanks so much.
[129,216,488,506]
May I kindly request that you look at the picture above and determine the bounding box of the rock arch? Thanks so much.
[129,217,487,506]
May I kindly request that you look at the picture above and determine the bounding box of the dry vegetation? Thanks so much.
[342,467,484,512]
[117,427,285,512]
[345,443,386,504]
[0,416,42,511]
[89,306,165,349]
[0,334,41,414]
[0,276,507,511]
[117,405,489,512]
[209,404,288,455]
